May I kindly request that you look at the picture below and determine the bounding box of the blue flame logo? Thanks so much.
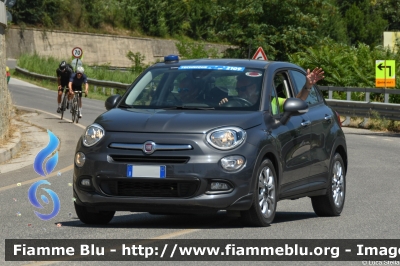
[28,180,60,220]
[33,130,59,176]
[29,130,60,221]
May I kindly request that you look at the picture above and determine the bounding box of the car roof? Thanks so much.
[152,58,302,70]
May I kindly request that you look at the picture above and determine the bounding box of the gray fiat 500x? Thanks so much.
[73,55,347,227]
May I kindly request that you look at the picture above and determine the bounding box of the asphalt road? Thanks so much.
[2,78,400,266]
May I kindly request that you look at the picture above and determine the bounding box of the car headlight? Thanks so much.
[206,127,246,150]
[82,123,105,147]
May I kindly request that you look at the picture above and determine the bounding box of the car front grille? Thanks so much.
[99,179,199,198]
[109,155,190,164]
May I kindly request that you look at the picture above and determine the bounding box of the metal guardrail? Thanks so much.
[15,67,130,89]
[319,86,400,121]
[325,99,400,121]
[14,67,400,121]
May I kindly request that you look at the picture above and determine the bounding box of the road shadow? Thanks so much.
[273,211,317,223]
[57,210,318,229]
[46,117,72,123]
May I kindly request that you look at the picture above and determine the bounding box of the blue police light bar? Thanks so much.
[164,55,179,63]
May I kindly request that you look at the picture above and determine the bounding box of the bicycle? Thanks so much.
[71,91,81,123]
[60,88,69,120]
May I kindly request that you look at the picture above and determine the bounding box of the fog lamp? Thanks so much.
[221,155,245,171]
[80,179,91,187]
[211,182,231,190]
[75,152,86,167]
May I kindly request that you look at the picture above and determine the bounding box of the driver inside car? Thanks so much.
[219,73,261,106]
[219,67,325,110]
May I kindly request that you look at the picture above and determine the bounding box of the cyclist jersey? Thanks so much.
[69,73,88,91]
[56,65,73,86]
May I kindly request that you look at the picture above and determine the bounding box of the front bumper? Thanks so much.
[73,132,259,213]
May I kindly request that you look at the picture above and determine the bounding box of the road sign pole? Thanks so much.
[384,60,387,89]
[71,47,83,72]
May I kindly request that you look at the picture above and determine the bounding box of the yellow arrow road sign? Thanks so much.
[375,60,396,87]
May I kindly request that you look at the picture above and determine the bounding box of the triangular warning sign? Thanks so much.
[252,47,268,60]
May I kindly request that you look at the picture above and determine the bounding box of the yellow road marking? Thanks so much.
[0,165,74,192]
[1,106,83,191]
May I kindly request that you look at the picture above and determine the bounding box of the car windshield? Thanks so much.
[122,66,264,110]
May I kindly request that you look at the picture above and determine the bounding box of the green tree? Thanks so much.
[317,0,349,44]
[135,0,169,37]
[184,0,218,40]
[11,0,43,24]
[80,0,107,28]
[215,0,333,61]
[376,0,400,31]
[339,0,388,46]
[120,0,140,30]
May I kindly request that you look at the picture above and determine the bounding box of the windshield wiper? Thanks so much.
[118,103,134,108]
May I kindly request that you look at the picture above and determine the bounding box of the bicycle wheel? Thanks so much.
[71,97,78,123]
[75,99,80,124]
[60,92,67,120]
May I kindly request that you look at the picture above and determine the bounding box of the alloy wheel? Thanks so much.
[332,160,344,207]
[258,166,276,219]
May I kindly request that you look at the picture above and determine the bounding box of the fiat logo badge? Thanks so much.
[143,141,156,154]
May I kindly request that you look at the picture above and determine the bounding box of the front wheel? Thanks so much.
[60,93,67,120]
[71,97,78,123]
[241,159,277,227]
[75,105,80,124]
[74,202,115,225]
[311,153,346,216]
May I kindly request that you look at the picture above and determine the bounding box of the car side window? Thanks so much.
[290,70,320,106]
[270,84,281,115]
[270,72,292,115]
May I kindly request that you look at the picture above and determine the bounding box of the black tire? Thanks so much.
[60,93,67,120]
[75,103,80,124]
[241,159,277,227]
[71,97,78,123]
[311,153,346,216]
[74,202,115,225]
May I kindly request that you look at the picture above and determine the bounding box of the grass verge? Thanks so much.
[343,113,400,133]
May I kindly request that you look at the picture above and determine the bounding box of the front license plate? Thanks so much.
[127,165,166,178]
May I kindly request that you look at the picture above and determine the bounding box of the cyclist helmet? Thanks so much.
[76,66,85,74]
[59,61,67,70]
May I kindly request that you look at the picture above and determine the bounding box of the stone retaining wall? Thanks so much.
[6,27,233,67]
[0,2,12,141]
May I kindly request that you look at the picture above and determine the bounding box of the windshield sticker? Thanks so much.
[178,66,245,71]
[245,71,262,77]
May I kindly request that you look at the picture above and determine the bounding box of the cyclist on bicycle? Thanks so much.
[56,61,74,113]
[68,66,89,118]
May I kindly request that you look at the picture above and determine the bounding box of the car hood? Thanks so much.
[94,108,263,133]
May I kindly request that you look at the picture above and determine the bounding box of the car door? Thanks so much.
[268,71,312,197]
[289,70,333,191]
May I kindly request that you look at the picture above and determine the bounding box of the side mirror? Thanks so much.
[105,94,122,110]
[280,98,308,125]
